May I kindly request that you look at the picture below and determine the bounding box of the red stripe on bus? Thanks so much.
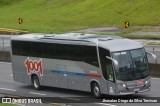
[87,74,101,78]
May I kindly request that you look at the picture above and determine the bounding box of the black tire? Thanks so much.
[32,75,41,90]
[92,82,101,98]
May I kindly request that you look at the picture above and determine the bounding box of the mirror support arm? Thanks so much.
[106,56,119,71]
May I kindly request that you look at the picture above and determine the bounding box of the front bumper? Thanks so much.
[119,87,150,95]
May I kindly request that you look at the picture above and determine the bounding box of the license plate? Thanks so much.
[134,88,139,92]
[136,80,144,85]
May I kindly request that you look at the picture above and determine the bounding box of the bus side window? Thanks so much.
[21,41,31,56]
[12,41,22,55]
[31,42,43,57]
[12,41,31,56]
[55,44,84,61]
[84,46,99,67]
[42,43,56,59]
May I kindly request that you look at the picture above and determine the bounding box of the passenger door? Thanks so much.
[99,47,116,95]
[106,59,116,95]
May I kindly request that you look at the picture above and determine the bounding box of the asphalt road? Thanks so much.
[0,63,160,106]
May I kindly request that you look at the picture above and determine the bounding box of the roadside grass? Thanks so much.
[120,26,160,35]
[114,33,160,40]
[145,42,160,45]
[0,0,21,6]
[71,30,160,40]
[0,104,17,106]
[0,0,159,33]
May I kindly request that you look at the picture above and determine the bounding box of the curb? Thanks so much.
[0,28,28,35]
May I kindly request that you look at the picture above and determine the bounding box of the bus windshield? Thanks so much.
[112,48,149,81]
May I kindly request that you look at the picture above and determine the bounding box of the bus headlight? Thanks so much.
[118,83,126,87]
[145,78,151,84]
[122,84,126,87]
[145,80,148,85]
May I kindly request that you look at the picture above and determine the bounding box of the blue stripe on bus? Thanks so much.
[51,70,101,78]
[51,70,86,76]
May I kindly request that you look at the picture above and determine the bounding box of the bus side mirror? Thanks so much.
[146,51,157,64]
[106,56,119,71]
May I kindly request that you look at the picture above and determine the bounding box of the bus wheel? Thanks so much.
[32,75,41,90]
[92,82,101,98]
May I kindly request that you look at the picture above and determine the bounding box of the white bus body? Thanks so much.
[10,33,157,97]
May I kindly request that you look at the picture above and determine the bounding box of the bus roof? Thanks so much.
[11,33,143,52]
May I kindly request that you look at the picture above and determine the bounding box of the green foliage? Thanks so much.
[0,0,159,33]
[0,103,17,106]
[0,0,21,5]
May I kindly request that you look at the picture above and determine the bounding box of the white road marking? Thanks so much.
[15,104,25,106]
[59,96,65,97]
[0,88,16,91]
[10,74,13,77]
[0,62,11,64]
[151,77,160,80]
[65,97,80,101]
[51,103,66,106]
[30,92,46,96]
[59,96,80,101]
[96,103,117,106]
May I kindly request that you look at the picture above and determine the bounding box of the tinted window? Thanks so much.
[31,42,43,57]
[42,43,56,58]
[56,44,84,61]
[84,46,99,67]
[21,42,31,56]
[12,41,22,55]
[12,41,99,67]
[12,41,31,56]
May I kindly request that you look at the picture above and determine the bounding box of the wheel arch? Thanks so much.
[31,73,39,83]
[90,79,101,92]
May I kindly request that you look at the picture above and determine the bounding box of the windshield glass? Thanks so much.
[112,48,149,81]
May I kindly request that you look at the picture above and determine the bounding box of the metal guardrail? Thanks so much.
[0,37,11,51]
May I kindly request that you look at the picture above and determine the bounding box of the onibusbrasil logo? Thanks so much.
[24,58,43,76]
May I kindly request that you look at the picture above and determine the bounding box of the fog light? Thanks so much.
[145,80,148,84]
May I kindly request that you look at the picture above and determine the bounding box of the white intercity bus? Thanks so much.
[11,33,157,97]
